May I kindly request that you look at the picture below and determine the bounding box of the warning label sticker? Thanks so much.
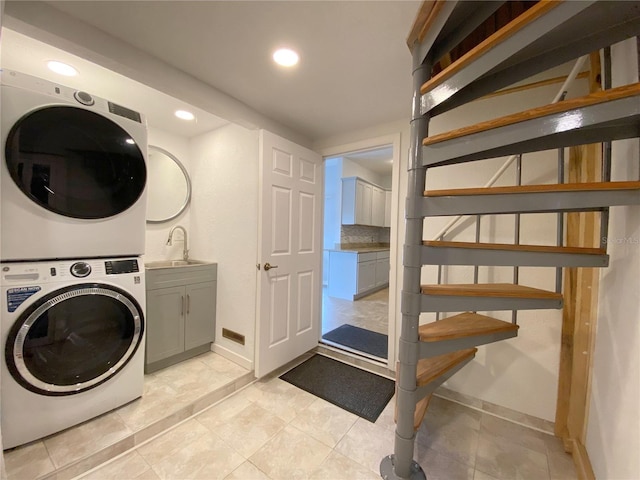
[7,287,41,313]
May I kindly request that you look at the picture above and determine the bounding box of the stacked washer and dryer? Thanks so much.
[0,70,148,449]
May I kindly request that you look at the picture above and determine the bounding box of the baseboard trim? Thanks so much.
[211,344,253,371]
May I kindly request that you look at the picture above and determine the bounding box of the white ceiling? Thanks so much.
[0,29,230,138]
[343,145,394,175]
[5,0,422,143]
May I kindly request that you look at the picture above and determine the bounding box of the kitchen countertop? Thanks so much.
[326,244,390,253]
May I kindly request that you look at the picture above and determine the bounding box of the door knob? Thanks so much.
[264,262,278,271]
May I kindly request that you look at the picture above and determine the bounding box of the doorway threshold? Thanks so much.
[316,342,395,380]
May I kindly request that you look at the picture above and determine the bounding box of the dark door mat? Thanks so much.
[322,324,388,359]
[280,354,394,422]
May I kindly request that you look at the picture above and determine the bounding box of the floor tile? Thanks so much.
[147,430,244,480]
[474,470,501,480]
[334,418,394,474]
[480,414,548,455]
[548,451,578,480]
[249,425,332,480]
[415,399,481,468]
[4,441,55,480]
[251,378,316,422]
[44,412,132,468]
[476,431,550,480]
[414,447,475,480]
[224,461,270,480]
[81,451,151,480]
[309,451,380,480]
[289,397,358,448]
[374,394,396,432]
[213,403,286,458]
[195,386,255,431]
[136,419,210,465]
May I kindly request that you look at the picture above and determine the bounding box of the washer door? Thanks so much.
[5,106,146,219]
[5,283,144,396]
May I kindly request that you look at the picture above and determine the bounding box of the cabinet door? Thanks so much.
[384,190,391,227]
[356,181,373,225]
[184,281,217,351]
[375,258,390,286]
[372,187,385,226]
[357,260,376,293]
[146,286,186,363]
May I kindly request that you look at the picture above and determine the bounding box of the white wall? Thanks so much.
[314,73,590,422]
[189,123,259,368]
[144,126,191,261]
[323,158,342,250]
[342,157,386,186]
[587,38,640,480]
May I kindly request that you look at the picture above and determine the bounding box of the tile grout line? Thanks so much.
[59,372,257,480]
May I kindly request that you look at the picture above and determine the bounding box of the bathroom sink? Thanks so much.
[145,259,211,269]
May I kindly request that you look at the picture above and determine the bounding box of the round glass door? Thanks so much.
[5,284,144,396]
[5,106,146,219]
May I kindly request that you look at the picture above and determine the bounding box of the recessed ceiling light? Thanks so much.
[47,61,78,76]
[175,110,195,121]
[273,48,299,67]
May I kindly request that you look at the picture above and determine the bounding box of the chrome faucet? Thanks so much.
[166,225,189,261]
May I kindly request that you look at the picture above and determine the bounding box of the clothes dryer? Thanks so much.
[0,257,145,449]
[1,70,147,261]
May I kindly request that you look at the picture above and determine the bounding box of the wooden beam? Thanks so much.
[555,50,601,480]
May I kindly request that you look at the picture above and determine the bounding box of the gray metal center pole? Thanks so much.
[380,50,431,480]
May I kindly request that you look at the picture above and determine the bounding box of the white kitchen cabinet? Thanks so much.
[375,250,390,286]
[328,249,390,300]
[372,186,386,227]
[342,177,388,227]
[384,190,392,228]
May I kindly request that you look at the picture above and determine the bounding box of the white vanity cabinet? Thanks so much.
[145,263,217,373]
[328,249,389,300]
[341,177,389,227]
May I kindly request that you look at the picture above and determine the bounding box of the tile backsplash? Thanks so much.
[340,225,390,245]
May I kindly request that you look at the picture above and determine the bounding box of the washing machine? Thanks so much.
[1,70,148,262]
[0,257,145,449]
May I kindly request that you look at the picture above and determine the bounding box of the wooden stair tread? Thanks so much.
[421,283,562,300]
[423,82,640,146]
[424,240,605,256]
[417,348,477,387]
[425,181,640,198]
[419,312,518,343]
[420,1,560,96]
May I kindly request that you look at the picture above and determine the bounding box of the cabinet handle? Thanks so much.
[181,295,185,316]
[187,294,190,314]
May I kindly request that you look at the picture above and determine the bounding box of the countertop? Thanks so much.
[326,244,390,253]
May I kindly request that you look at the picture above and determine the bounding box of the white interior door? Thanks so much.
[255,130,323,378]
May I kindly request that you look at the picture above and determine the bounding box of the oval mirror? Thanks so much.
[146,145,191,223]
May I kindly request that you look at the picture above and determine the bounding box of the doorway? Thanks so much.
[318,134,401,368]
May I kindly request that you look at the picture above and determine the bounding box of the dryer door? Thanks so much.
[5,106,146,219]
[5,283,144,396]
